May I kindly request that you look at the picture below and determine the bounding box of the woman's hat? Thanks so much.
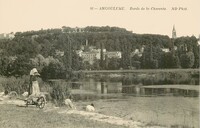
[30,68,40,76]
[34,72,40,76]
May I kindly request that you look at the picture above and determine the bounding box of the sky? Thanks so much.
[0,0,199,37]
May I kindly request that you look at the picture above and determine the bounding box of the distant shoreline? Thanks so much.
[74,68,199,73]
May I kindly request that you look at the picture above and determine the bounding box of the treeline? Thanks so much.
[0,26,199,79]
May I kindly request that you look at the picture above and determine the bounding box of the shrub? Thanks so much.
[180,52,195,68]
[120,71,193,86]
[0,75,52,98]
[48,80,71,106]
[41,61,66,80]
[0,76,29,94]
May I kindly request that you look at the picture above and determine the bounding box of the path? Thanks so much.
[0,98,167,128]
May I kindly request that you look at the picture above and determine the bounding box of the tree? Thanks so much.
[161,52,180,68]
[193,45,199,68]
[100,40,105,69]
[30,54,49,72]
[9,55,30,77]
[174,36,198,68]
[92,59,100,70]
[83,61,92,70]
[180,52,195,68]
[121,38,131,69]
[107,58,121,70]
[141,44,162,69]
[132,61,141,69]
[41,61,66,80]
[71,51,84,70]
[0,56,10,76]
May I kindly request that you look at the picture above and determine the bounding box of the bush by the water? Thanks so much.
[0,76,51,98]
[48,80,71,106]
[107,71,197,86]
[0,76,72,107]
[0,76,29,94]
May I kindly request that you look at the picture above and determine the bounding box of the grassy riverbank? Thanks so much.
[0,104,127,128]
[0,96,199,128]
[75,96,199,128]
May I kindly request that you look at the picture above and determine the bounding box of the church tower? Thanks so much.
[170,25,177,53]
[172,25,177,39]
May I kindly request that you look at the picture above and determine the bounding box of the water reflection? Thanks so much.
[70,78,199,98]
[71,80,122,94]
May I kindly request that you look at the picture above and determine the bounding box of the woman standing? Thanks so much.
[29,68,40,97]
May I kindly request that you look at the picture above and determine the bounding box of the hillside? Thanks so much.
[0,26,199,79]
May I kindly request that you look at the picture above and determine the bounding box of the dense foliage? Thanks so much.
[0,26,199,79]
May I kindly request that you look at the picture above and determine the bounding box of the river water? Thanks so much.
[47,72,199,127]
[69,75,199,101]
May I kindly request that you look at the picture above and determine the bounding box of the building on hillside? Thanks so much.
[76,50,83,57]
[131,46,144,57]
[91,49,106,59]
[80,48,106,64]
[76,45,121,64]
[0,33,15,39]
[105,51,121,58]
[77,39,122,64]
[174,46,177,50]
[55,50,64,56]
[172,25,177,39]
[31,35,39,39]
[170,25,179,52]
[161,46,177,53]
[81,51,98,65]
[62,27,84,33]
[9,56,17,61]
[161,48,170,53]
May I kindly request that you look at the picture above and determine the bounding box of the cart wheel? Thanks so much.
[37,97,46,109]
[8,91,18,99]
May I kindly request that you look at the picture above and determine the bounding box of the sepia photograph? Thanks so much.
[0,0,199,128]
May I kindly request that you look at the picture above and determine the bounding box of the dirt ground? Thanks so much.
[0,96,199,128]
[0,99,164,128]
